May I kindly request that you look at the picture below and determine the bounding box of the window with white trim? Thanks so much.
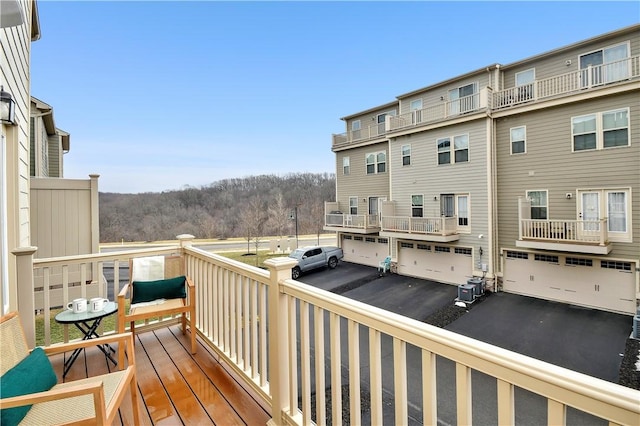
[579,188,631,242]
[515,69,535,102]
[572,108,629,151]
[366,151,386,174]
[580,42,630,86]
[410,99,422,111]
[411,195,423,217]
[349,196,358,215]
[438,134,469,165]
[342,156,350,175]
[527,190,548,220]
[448,82,478,114]
[440,194,469,229]
[401,144,411,166]
[510,126,526,154]
[351,120,361,139]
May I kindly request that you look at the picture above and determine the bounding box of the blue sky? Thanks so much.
[31,1,639,194]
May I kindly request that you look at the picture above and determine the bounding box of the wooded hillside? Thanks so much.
[99,173,336,243]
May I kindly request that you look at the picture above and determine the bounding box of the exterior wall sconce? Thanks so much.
[433,196,439,201]
[0,86,17,125]
[479,247,483,256]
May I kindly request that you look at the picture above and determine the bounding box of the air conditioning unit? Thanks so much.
[457,284,475,302]
[467,278,484,297]
[633,315,640,340]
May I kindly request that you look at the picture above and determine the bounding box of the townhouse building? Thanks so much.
[327,24,640,315]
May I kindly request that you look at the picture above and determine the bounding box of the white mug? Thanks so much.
[89,298,109,313]
[67,298,87,313]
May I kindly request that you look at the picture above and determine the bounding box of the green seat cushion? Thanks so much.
[132,275,187,304]
[0,347,57,426]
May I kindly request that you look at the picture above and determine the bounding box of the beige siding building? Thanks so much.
[1,0,40,313]
[327,24,640,315]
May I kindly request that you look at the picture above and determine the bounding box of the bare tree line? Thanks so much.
[99,173,336,243]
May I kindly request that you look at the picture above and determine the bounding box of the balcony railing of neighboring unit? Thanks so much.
[388,92,486,132]
[332,122,387,148]
[13,239,640,425]
[325,213,380,229]
[381,215,458,235]
[520,218,609,246]
[494,55,640,109]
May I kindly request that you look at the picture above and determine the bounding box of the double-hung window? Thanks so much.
[366,151,386,174]
[351,120,361,140]
[510,126,526,154]
[438,134,469,165]
[401,144,411,166]
[572,108,629,151]
[527,190,548,220]
[411,195,423,217]
[349,197,358,215]
[342,156,350,175]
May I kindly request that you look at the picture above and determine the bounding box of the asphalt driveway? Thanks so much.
[299,261,632,383]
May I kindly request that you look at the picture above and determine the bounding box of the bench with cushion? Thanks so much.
[117,255,196,365]
[0,312,139,425]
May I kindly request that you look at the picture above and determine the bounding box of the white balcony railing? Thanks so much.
[381,215,458,236]
[324,212,379,229]
[14,238,639,425]
[520,218,609,246]
[494,55,640,109]
[388,92,486,132]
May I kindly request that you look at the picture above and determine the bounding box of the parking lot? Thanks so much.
[298,261,632,384]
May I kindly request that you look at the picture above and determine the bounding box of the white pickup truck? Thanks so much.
[288,246,344,279]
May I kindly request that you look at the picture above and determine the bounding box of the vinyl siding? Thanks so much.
[335,142,390,213]
[1,0,33,250]
[495,91,640,260]
[389,118,490,245]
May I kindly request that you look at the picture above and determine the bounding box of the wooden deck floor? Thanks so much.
[49,325,271,425]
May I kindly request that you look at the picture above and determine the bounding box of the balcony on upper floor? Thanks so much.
[493,55,640,110]
[323,202,381,234]
[332,120,388,150]
[387,88,492,134]
[515,198,612,255]
[12,236,638,425]
[380,215,460,242]
[517,218,612,255]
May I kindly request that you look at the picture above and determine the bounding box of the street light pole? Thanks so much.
[295,205,299,248]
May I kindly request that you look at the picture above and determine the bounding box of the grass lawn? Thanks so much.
[37,250,290,345]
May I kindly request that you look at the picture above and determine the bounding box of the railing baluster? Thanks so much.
[394,338,408,423]
[456,363,472,425]
[300,301,311,425]
[370,328,383,425]
[548,399,566,425]
[497,379,515,426]
[348,319,361,425]
[288,295,298,417]
[422,349,437,424]
[314,305,326,426]
[330,312,342,426]
[259,283,268,387]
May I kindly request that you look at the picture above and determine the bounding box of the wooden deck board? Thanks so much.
[48,325,270,425]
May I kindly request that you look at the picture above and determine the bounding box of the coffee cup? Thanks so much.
[67,298,87,313]
[89,297,109,313]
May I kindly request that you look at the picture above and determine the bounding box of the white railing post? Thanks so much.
[177,233,195,248]
[13,246,38,347]
[264,257,298,426]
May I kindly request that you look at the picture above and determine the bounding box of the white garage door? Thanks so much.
[397,242,473,285]
[503,250,636,314]
[342,235,388,267]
